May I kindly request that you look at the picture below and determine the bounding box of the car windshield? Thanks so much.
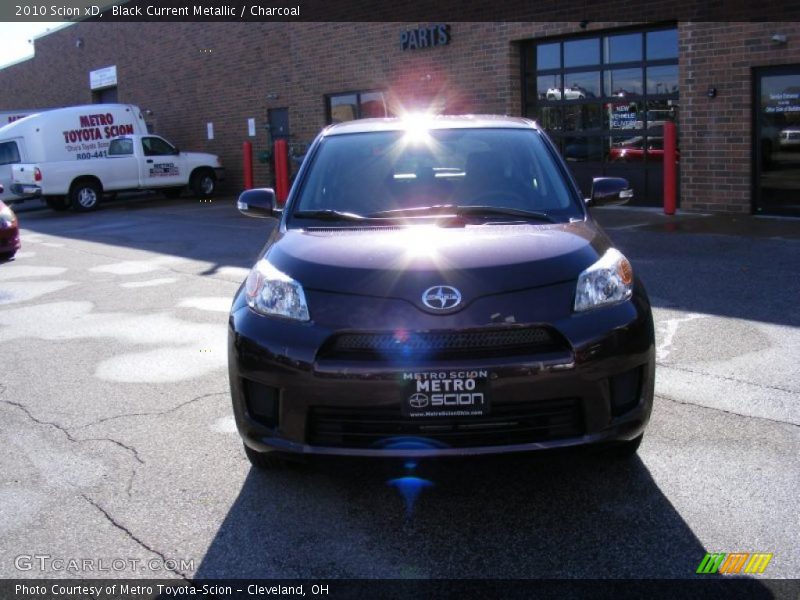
[290,127,582,225]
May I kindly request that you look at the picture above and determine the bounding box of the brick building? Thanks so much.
[0,20,799,215]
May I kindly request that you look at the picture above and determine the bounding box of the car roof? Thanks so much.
[323,115,539,136]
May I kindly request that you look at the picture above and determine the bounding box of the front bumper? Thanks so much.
[228,283,655,458]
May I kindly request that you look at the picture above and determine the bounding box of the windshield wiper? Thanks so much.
[292,209,368,221]
[453,205,555,223]
[368,204,457,217]
[368,204,555,223]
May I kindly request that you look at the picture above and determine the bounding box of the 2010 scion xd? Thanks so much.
[228,115,655,469]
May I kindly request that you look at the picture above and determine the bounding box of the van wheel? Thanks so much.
[191,169,216,198]
[243,443,293,470]
[45,196,70,211]
[69,180,102,212]
[164,187,183,199]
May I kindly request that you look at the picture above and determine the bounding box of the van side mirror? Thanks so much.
[587,177,633,206]
[173,147,180,155]
[237,188,277,219]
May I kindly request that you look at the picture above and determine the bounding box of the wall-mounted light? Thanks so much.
[771,33,787,44]
[144,109,154,116]
[75,38,84,48]
[707,86,717,99]
[579,20,589,29]
[266,92,279,100]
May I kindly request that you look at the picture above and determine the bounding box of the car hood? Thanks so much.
[265,222,611,311]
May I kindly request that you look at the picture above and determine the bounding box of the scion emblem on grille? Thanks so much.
[422,286,462,311]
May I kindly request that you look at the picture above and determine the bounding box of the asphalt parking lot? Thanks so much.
[0,195,798,583]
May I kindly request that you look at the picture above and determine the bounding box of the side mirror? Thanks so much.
[173,147,180,155]
[588,177,633,206]
[0,184,4,194]
[237,188,277,219]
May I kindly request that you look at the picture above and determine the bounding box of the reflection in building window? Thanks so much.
[646,29,679,60]
[605,33,642,63]
[525,26,678,168]
[564,38,600,68]
[646,65,679,95]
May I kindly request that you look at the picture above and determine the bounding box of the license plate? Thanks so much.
[401,370,490,418]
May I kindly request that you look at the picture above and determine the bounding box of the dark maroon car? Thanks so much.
[0,186,21,260]
[229,116,655,468]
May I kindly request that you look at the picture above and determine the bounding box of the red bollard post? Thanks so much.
[663,121,677,215]
[243,141,253,190]
[274,138,289,205]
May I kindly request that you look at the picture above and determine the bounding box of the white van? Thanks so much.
[0,104,147,204]
[2,104,223,211]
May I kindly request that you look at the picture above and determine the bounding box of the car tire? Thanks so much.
[45,196,70,211]
[163,187,184,199]
[190,169,216,198]
[243,443,293,470]
[0,251,15,261]
[605,434,643,459]
[69,180,102,212]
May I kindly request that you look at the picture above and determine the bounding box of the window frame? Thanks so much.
[522,25,679,166]
[324,90,389,124]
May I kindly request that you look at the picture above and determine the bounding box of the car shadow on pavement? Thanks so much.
[193,450,767,582]
[12,193,272,274]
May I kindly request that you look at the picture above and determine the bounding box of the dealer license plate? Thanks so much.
[401,370,490,418]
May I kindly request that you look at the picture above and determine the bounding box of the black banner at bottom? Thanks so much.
[2,579,798,600]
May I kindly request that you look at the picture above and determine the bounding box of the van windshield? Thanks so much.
[291,128,582,225]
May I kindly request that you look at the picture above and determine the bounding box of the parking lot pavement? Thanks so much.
[0,196,798,582]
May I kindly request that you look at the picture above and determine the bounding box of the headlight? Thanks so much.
[245,259,310,321]
[574,248,633,312]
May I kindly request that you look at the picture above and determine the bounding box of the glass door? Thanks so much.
[755,66,800,216]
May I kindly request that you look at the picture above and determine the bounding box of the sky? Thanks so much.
[0,22,72,69]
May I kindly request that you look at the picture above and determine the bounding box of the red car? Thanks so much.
[0,185,21,260]
[607,137,680,163]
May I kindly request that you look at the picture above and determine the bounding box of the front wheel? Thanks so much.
[69,180,102,212]
[190,169,216,198]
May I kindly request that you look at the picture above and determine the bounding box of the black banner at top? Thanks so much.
[1,0,798,22]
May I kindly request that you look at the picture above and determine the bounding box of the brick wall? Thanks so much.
[678,22,800,213]
[1,21,799,213]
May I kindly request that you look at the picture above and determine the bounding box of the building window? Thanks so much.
[326,91,389,124]
[523,26,679,164]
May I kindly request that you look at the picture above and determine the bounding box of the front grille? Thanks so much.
[307,398,584,448]
[320,327,563,361]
